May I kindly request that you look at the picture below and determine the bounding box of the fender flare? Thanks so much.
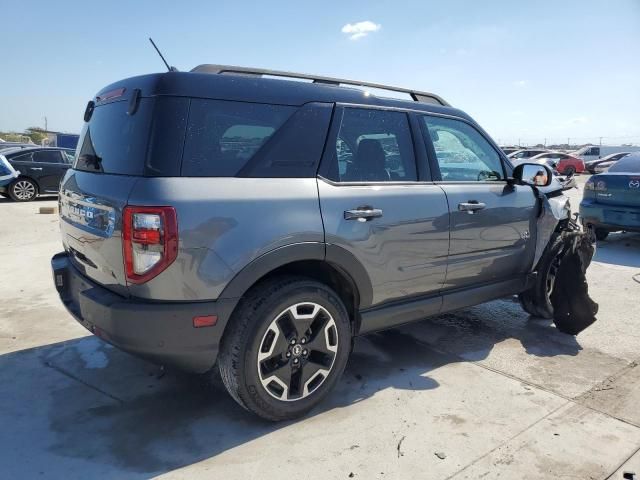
[218,242,374,312]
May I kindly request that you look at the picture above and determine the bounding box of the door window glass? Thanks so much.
[422,116,504,181]
[332,108,417,182]
[8,153,32,163]
[33,151,63,163]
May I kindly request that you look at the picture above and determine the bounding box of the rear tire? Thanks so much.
[218,276,352,421]
[8,178,37,202]
[563,165,576,175]
[518,235,565,319]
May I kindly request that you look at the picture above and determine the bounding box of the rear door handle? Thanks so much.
[458,201,486,214]
[344,206,383,221]
[30,167,43,171]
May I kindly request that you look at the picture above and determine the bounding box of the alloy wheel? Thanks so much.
[257,302,338,402]
[13,180,36,200]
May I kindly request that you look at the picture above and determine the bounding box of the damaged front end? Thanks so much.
[519,175,598,335]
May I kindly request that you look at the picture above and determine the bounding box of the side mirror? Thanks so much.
[512,163,553,187]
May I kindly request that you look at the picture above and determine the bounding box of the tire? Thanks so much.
[518,235,565,319]
[8,178,37,201]
[218,276,352,421]
[594,228,609,241]
[563,165,576,176]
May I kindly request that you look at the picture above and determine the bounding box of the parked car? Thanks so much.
[508,149,548,161]
[580,153,640,240]
[571,145,640,163]
[585,152,630,174]
[0,147,75,201]
[51,65,583,421]
[0,154,20,191]
[500,146,520,155]
[529,152,585,175]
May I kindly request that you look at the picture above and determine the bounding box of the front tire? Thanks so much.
[8,178,38,201]
[518,235,564,319]
[218,276,351,421]
[563,165,576,176]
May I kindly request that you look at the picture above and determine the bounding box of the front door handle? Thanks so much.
[458,201,486,214]
[30,167,43,171]
[344,206,383,221]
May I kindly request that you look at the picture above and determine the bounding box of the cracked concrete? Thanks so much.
[1,179,639,480]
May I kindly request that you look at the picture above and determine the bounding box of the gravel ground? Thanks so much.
[0,177,639,480]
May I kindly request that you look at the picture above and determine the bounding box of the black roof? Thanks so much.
[94,70,472,122]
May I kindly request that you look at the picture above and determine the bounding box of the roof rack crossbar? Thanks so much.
[190,64,449,107]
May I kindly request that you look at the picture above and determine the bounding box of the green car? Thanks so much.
[580,153,640,240]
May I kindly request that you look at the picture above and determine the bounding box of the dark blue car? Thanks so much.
[580,153,640,240]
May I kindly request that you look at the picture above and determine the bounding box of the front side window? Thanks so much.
[182,100,294,177]
[330,108,417,182]
[422,116,504,182]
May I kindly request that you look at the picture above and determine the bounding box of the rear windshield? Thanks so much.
[74,99,154,175]
[608,156,640,173]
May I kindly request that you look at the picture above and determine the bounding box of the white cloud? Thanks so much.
[513,80,527,87]
[341,21,381,40]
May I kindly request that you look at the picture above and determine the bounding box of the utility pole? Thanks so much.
[544,138,547,148]
[567,137,570,147]
[44,116,48,132]
[599,136,603,146]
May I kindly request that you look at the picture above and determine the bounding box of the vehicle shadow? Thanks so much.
[592,232,640,268]
[0,299,581,478]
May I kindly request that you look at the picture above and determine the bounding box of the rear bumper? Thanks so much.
[51,252,235,373]
[580,200,640,233]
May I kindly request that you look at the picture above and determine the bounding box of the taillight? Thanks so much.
[585,180,595,190]
[122,206,178,284]
[596,180,607,191]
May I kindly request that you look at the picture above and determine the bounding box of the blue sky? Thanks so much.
[2,0,639,146]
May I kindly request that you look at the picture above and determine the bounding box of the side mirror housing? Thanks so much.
[512,163,553,187]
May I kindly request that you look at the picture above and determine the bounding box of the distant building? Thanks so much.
[43,131,80,149]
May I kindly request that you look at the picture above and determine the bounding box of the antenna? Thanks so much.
[149,38,177,72]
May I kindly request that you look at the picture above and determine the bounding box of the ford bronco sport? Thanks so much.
[51,65,590,420]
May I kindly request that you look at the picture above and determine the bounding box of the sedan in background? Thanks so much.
[585,152,630,174]
[580,153,640,240]
[507,149,548,161]
[0,147,74,201]
[528,152,585,175]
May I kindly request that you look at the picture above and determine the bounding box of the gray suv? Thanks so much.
[51,65,575,421]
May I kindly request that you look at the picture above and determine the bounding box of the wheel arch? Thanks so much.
[218,243,373,335]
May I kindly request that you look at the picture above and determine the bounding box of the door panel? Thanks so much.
[419,114,538,290]
[32,150,67,192]
[318,179,450,306]
[439,183,537,289]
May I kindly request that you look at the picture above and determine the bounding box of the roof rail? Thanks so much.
[190,64,450,107]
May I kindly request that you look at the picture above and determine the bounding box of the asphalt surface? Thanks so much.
[1,178,639,480]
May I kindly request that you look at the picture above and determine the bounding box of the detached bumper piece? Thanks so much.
[549,231,598,335]
[51,252,228,372]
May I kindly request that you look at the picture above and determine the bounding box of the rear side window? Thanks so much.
[74,99,154,175]
[33,151,62,163]
[181,100,295,177]
[8,153,32,163]
[327,108,417,182]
